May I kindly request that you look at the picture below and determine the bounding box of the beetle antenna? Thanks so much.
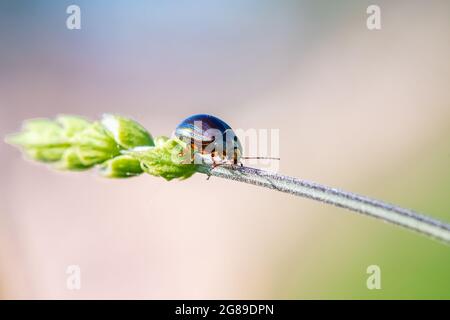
[241,156,280,160]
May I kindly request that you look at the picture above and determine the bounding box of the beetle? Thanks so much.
[174,114,242,166]
[174,114,279,167]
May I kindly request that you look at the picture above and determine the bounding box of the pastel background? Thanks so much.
[0,0,449,299]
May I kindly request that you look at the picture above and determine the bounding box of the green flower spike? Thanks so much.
[5,113,196,180]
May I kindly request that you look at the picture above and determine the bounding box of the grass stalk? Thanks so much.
[198,165,450,245]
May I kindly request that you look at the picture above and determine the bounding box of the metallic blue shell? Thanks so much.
[175,114,242,160]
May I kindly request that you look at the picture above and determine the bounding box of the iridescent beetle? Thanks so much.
[174,114,279,167]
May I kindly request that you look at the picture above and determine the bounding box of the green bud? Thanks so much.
[56,115,91,138]
[99,155,144,178]
[125,137,198,181]
[6,118,70,162]
[24,145,69,162]
[75,122,122,166]
[101,114,154,149]
[154,135,169,147]
[56,147,93,171]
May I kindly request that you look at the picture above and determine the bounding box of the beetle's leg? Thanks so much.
[211,160,222,170]
[206,152,220,180]
[210,156,228,170]
[232,147,242,167]
[206,162,223,181]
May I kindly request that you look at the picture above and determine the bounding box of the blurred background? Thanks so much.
[0,0,449,299]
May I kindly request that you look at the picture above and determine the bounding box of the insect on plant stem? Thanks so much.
[7,113,450,246]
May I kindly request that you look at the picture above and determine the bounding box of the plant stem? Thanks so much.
[198,165,450,245]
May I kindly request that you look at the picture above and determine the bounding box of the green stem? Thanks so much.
[198,165,450,245]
